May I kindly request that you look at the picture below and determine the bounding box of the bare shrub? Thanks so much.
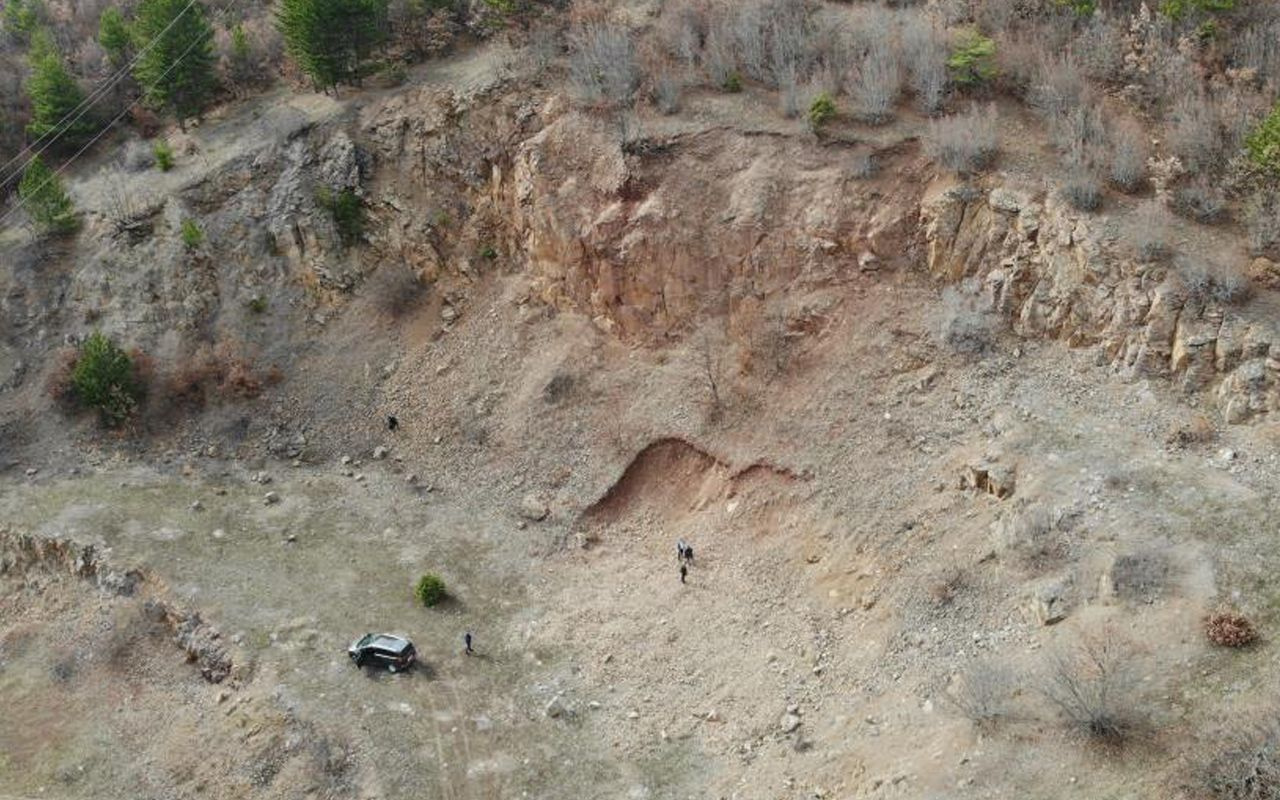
[1244,189,1280,257]
[995,31,1041,99]
[1171,180,1229,225]
[1039,633,1144,746]
[928,566,967,608]
[1073,16,1126,85]
[851,36,900,124]
[1168,91,1223,175]
[1185,709,1280,800]
[165,342,272,409]
[925,103,999,174]
[367,265,424,317]
[1131,200,1171,262]
[1031,54,1089,147]
[1109,549,1170,602]
[944,659,1015,728]
[1109,118,1149,192]
[902,17,948,115]
[657,0,708,68]
[1233,20,1280,90]
[1176,256,1253,306]
[1205,611,1259,648]
[703,23,738,89]
[651,71,682,115]
[850,150,875,178]
[731,1,768,83]
[767,0,816,90]
[568,23,638,108]
[45,346,80,409]
[1060,172,1103,212]
[939,280,997,354]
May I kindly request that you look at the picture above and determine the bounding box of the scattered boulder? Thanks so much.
[781,713,802,734]
[961,461,1016,499]
[373,446,389,459]
[263,491,280,505]
[1029,579,1072,625]
[519,493,550,521]
[545,695,567,719]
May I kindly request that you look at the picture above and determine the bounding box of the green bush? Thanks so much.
[1054,0,1096,14]
[71,332,142,426]
[808,92,837,129]
[153,140,174,171]
[1246,103,1280,176]
[721,71,743,93]
[317,187,366,246]
[1158,0,1235,21]
[18,156,78,235]
[415,573,446,606]
[181,219,204,248]
[948,30,997,87]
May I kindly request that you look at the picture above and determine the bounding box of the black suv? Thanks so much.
[348,633,416,672]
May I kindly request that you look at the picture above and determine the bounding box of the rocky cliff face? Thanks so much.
[358,85,923,339]
[920,183,1280,423]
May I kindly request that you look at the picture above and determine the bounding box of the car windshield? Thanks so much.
[355,633,375,648]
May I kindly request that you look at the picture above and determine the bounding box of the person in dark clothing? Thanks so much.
[464,631,473,655]
[680,564,687,584]
[677,538,688,562]
[684,544,694,563]
[387,415,399,431]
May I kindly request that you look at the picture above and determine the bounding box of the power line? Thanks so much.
[0,6,227,233]
[0,0,200,190]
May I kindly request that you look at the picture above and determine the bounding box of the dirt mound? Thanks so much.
[582,437,800,526]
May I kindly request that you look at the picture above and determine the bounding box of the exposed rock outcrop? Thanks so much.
[0,528,237,682]
[920,183,1280,422]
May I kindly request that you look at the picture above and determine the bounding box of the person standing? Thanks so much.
[464,631,474,655]
[679,563,687,584]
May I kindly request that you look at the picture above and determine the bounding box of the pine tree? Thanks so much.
[132,0,216,128]
[225,23,257,93]
[98,7,132,68]
[25,34,94,149]
[3,0,45,40]
[18,156,78,235]
[277,0,389,92]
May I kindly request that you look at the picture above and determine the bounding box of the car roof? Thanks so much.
[364,634,413,653]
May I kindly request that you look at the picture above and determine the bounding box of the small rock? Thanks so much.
[587,701,602,710]
[519,493,549,521]
[627,711,640,720]
[190,500,204,512]
[211,529,226,540]
[705,709,722,722]
[284,532,297,543]
[441,305,458,323]
[263,491,280,505]
[545,696,567,719]
[354,474,366,482]
[24,467,38,476]
[406,473,419,484]
[340,455,352,466]
[373,446,389,459]
[781,713,802,734]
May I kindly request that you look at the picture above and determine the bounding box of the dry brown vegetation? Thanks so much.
[1205,610,1259,648]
